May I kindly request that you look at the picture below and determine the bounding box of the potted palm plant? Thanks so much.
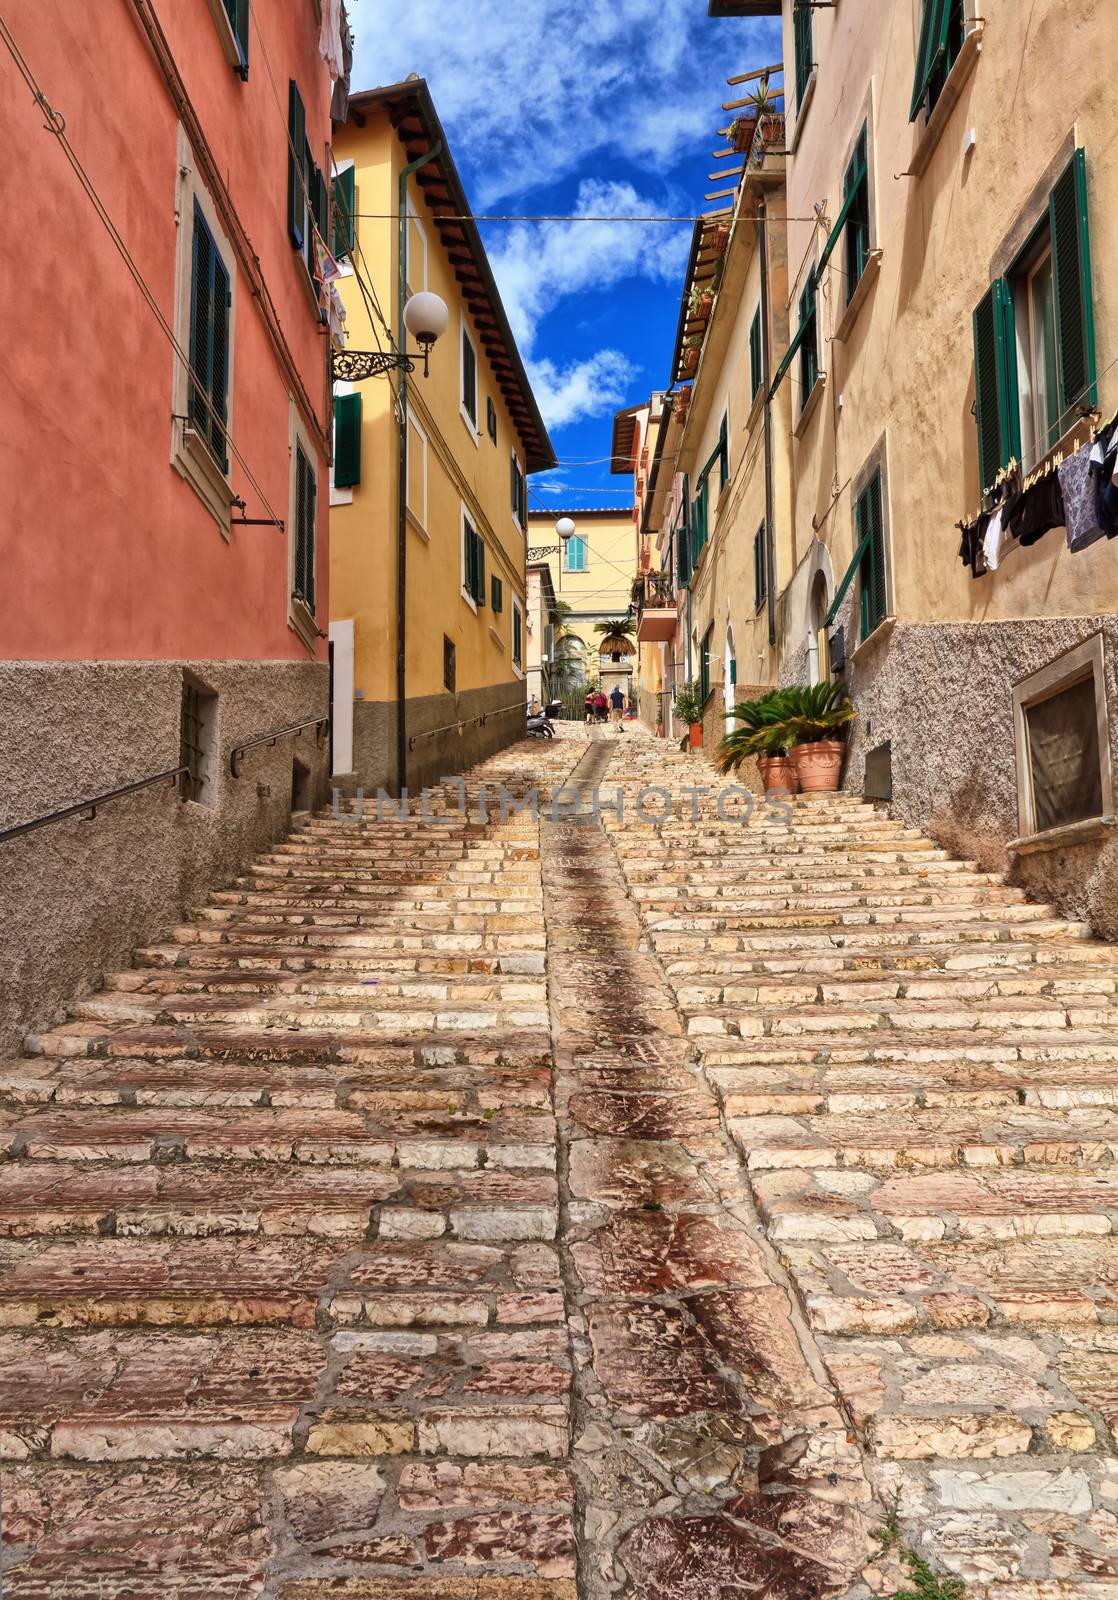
[674,682,705,751]
[768,682,855,792]
[717,689,799,794]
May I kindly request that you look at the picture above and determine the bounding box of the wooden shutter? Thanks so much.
[857,474,886,639]
[1050,148,1096,426]
[972,279,1018,491]
[719,413,729,489]
[510,454,520,518]
[462,330,477,422]
[475,536,486,607]
[287,82,306,247]
[333,393,362,488]
[491,575,503,613]
[754,526,766,611]
[303,458,317,612]
[332,166,355,259]
[189,208,213,436]
[909,0,950,121]
[295,447,308,600]
[794,1,813,106]
[749,309,762,399]
[210,251,230,471]
[222,0,248,76]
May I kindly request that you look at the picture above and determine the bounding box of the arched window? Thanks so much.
[808,571,830,685]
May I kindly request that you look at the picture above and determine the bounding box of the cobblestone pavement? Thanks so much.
[2,723,1118,1598]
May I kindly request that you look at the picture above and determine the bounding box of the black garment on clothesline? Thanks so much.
[1003,470,1065,547]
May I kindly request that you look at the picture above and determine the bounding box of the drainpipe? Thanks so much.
[395,141,443,795]
[758,197,777,653]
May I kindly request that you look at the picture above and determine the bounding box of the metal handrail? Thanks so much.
[229,716,328,776]
[0,767,188,845]
[408,701,527,750]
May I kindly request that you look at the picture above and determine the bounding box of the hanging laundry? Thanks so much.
[330,5,353,124]
[319,0,345,78]
[1093,433,1118,538]
[313,229,342,286]
[958,509,990,578]
[1003,469,1064,547]
[324,281,347,347]
[982,505,1008,571]
[1059,443,1106,553]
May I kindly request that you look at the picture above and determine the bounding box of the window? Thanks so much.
[855,470,887,640]
[332,163,355,261]
[1013,636,1112,839]
[674,487,691,588]
[333,392,362,488]
[406,411,428,530]
[793,0,813,109]
[512,596,525,672]
[491,575,504,613]
[188,202,231,472]
[510,453,527,530]
[973,149,1096,488]
[444,636,456,694]
[462,513,486,607]
[293,442,317,616]
[843,126,870,301]
[700,623,713,706]
[207,0,248,77]
[487,396,498,443]
[288,81,327,293]
[910,0,966,123]
[180,673,217,806]
[717,412,729,490]
[753,523,767,612]
[564,535,588,573]
[749,307,763,401]
[461,320,478,432]
[798,268,820,399]
[692,478,709,565]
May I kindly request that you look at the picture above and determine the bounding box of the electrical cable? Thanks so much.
[0,12,287,530]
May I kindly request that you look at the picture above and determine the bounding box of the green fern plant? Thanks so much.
[767,680,855,748]
[717,689,797,771]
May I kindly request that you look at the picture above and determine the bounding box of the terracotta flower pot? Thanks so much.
[790,740,844,793]
[696,291,714,318]
[710,222,730,256]
[732,117,757,154]
[758,754,798,795]
[689,722,704,750]
[682,346,699,375]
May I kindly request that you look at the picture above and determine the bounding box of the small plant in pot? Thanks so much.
[767,682,855,793]
[730,115,757,154]
[681,334,702,374]
[717,689,799,794]
[674,682,706,751]
[688,284,714,322]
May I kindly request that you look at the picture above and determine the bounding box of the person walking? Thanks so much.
[594,690,608,724]
[584,689,595,725]
[609,684,626,731]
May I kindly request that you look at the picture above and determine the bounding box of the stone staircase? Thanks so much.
[0,737,583,1599]
[601,734,1118,1595]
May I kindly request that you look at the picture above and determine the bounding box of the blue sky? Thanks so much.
[347,0,781,509]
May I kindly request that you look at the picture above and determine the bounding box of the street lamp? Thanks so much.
[555,516,576,539]
[332,290,449,383]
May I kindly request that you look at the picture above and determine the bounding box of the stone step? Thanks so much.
[105,969,548,1002]
[650,918,1092,953]
[67,991,551,1033]
[208,889,543,913]
[682,995,1118,1038]
[134,943,546,975]
[673,965,1118,1006]
[165,923,546,952]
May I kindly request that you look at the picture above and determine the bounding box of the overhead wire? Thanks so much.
[0,11,287,529]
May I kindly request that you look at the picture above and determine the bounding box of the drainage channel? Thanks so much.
[541,734,871,1600]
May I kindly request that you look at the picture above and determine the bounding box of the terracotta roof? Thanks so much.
[527,508,633,519]
[345,80,556,474]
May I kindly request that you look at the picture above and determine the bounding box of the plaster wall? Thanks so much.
[777,0,1118,641]
[330,109,537,790]
[0,660,328,1056]
[0,0,331,664]
[351,679,526,797]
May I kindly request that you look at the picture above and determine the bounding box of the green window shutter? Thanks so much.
[333,393,362,488]
[1050,148,1096,427]
[210,251,230,472]
[749,308,762,399]
[510,454,520,518]
[332,165,355,259]
[304,458,317,613]
[857,473,886,640]
[189,206,213,438]
[754,526,766,611]
[793,1,813,107]
[475,535,486,607]
[972,278,1019,492]
[464,523,477,599]
[491,575,503,613]
[798,269,819,395]
[909,0,949,121]
[287,82,306,247]
[718,413,729,489]
[462,330,477,423]
[842,127,870,298]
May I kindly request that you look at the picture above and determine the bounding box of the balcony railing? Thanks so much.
[635,571,676,610]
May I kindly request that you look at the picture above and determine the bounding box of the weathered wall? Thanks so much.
[0,661,328,1056]
[839,617,1118,938]
[352,679,526,796]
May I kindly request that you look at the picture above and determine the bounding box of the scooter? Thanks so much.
[526,711,554,738]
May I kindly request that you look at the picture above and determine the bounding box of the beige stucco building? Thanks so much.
[623,0,1118,932]
[525,508,636,704]
[329,81,553,794]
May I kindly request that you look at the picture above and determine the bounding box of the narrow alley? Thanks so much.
[3,725,1117,1598]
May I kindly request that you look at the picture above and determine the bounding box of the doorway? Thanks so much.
[808,572,830,685]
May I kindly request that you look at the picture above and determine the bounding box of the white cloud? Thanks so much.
[527,349,636,430]
[345,0,781,206]
[486,178,689,353]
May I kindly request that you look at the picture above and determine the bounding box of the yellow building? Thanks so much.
[329,80,554,792]
[526,508,636,704]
